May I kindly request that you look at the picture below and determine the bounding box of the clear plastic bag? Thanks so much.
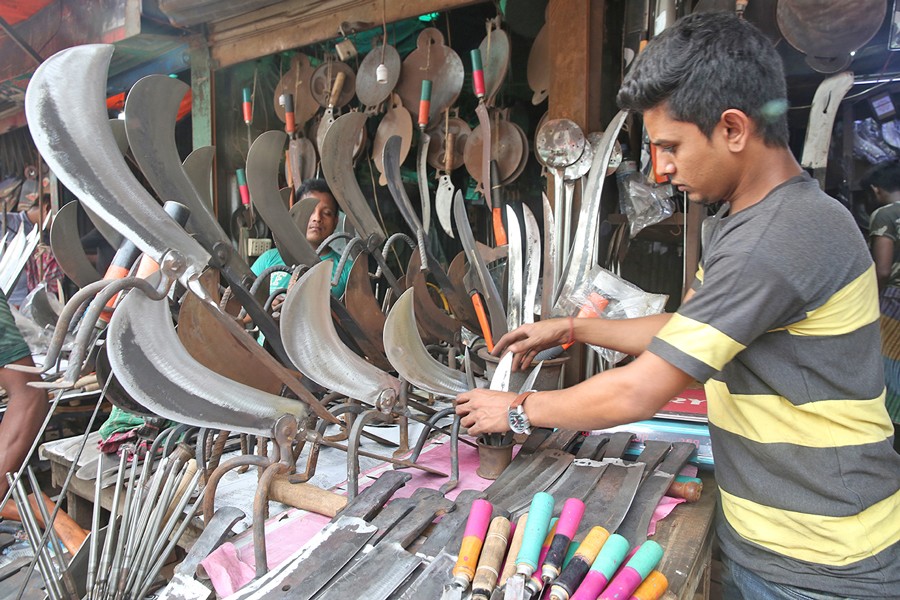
[554,265,667,365]
[616,161,675,238]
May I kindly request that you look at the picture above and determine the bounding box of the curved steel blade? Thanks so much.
[435,175,455,238]
[555,111,627,308]
[521,203,541,324]
[120,74,287,359]
[81,202,123,249]
[25,45,210,283]
[383,135,425,235]
[124,74,228,256]
[108,117,129,155]
[505,205,523,332]
[280,260,401,404]
[246,131,320,267]
[49,202,102,288]
[107,291,309,437]
[182,146,215,210]
[453,191,507,338]
[540,193,556,319]
[383,288,469,397]
[489,351,513,392]
[417,132,432,234]
[321,112,385,248]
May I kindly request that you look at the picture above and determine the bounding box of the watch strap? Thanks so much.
[510,390,536,410]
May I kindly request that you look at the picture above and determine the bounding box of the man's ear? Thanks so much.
[719,109,751,152]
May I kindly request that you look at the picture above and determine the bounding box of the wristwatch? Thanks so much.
[508,391,536,435]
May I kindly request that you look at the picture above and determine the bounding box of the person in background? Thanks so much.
[864,160,900,448]
[457,12,899,599]
[250,178,351,300]
[0,288,49,501]
[2,195,60,307]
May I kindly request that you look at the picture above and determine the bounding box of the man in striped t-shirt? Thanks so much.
[456,12,899,599]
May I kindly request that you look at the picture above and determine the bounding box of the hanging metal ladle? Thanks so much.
[536,118,585,281]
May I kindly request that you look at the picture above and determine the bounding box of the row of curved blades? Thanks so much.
[25,40,625,476]
[22,44,485,458]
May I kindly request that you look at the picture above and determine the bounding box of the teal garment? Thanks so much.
[0,288,30,366]
[250,248,291,292]
[250,248,351,298]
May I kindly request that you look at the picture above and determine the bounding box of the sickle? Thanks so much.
[383,289,470,397]
[25,45,210,285]
[106,291,309,437]
[49,202,102,288]
[521,203,541,324]
[124,75,231,258]
[505,205,523,332]
[119,71,289,361]
[280,260,401,404]
[182,146,215,210]
[321,112,386,250]
[246,131,320,267]
[556,111,627,309]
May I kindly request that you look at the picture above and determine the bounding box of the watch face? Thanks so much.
[508,409,529,434]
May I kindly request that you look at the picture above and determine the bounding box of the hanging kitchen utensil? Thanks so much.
[535,119,585,282]
[426,114,470,171]
[373,93,414,187]
[478,17,510,107]
[396,28,464,125]
[587,131,623,177]
[527,22,551,105]
[316,68,350,155]
[435,130,457,239]
[416,80,434,234]
[561,141,594,263]
[463,115,525,194]
[274,53,318,128]
[776,0,885,73]
[356,42,401,112]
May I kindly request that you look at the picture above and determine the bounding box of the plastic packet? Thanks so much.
[616,161,675,237]
[554,265,667,364]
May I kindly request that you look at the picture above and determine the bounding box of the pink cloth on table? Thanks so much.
[203,437,494,597]
[646,464,701,537]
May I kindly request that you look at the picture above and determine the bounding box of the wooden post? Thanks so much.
[190,36,217,216]
[547,0,606,385]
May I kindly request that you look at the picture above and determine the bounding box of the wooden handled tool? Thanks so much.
[268,476,348,518]
[506,492,554,600]
[542,498,585,583]
[441,498,493,600]
[549,527,609,600]
[598,540,664,600]
[630,570,668,600]
[2,492,88,555]
[329,71,346,109]
[526,518,559,596]
[570,533,629,599]
[284,93,296,134]
[498,513,527,590]
[471,516,511,600]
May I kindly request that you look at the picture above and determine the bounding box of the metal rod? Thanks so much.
[25,467,77,599]
[14,380,109,600]
[8,474,63,600]
[107,446,138,598]
[134,487,208,600]
[95,450,128,596]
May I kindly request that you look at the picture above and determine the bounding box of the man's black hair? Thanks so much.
[297,178,334,200]
[862,161,900,193]
[617,12,789,148]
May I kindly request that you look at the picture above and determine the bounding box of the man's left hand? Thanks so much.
[455,389,516,436]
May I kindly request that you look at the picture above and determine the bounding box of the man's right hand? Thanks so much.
[492,318,572,371]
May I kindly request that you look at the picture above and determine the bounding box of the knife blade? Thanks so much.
[505,205,524,332]
[454,191,508,341]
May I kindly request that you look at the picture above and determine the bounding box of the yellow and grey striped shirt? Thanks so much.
[649,174,900,597]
